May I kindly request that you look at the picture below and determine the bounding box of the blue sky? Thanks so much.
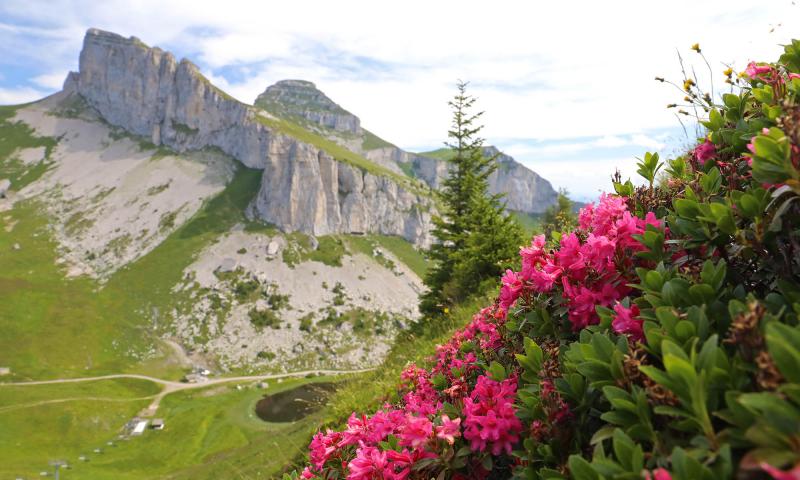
[1,0,799,200]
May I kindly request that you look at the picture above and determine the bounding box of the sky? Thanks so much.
[1,0,799,200]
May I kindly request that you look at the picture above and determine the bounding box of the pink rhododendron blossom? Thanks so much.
[612,302,643,341]
[398,415,433,449]
[347,445,388,480]
[301,467,316,479]
[761,462,800,480]
[463,375,521,455]
[435,415,462,445]
[644,469,673,480]
[745,61,773,79]
[583,234,617,271]
[499,269,524,312]
[309,429,343,470]
[520,234,548,277]
[694,139,716,166]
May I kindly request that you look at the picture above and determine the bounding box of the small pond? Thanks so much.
[255,382,337,422]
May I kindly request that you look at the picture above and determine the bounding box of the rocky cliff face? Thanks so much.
[71,29,432,245]
[255,146,431,244]
[485,147,558,214]
[252,79,557,214]
[254,80,361,135]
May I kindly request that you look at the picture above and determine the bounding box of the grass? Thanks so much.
[255,114,429,197]
[0,164,264,381]
[418,147,454,161]
[361,129,395,151]
[0,378,160,479]
[511,210,544,238]
[282,232,347,268]
[344,234,428,278]
[0,376,337,480]
[0,104,59,190]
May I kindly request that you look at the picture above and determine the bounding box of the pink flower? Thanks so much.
[578,203,595,230]
[309,429,343,470]
[435,415,462,445]
[499,269,524,312]
[301,467,316,479]
[745,61,773,79]
[347,445,388,480]
[612,302,643,341]
[644,468,673,480]
[463,375,522,455]
[789,73,800,80]
[398,415,433,449]
[520,234,547,278]
[761,462,800,480]
[557,233,586,279]
[530,264,559,292]
[582,234,617,272]
[694,139,716,166]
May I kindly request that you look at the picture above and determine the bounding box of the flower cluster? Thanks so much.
[500,193,659,333]
[301,304,524,480]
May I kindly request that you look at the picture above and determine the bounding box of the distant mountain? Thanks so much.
[250,79,559,214]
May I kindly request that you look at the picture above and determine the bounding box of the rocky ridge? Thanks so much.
[73,28,433,245]
[252,81,558,213]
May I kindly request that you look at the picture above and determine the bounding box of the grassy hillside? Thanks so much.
[0,104,58,189]
[255,114,427,192]
[0,376,336,479]
[0,165,264,380]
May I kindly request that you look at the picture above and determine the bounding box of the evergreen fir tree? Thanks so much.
[420,82,523,314]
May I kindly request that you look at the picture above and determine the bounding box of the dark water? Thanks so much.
[255,382,337,422]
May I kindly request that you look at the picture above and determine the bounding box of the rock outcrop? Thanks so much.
[253,79,558,214]
[255,147,432,244]
[254,80,361,135]
[485,147,558,214]
[70,28,432,245]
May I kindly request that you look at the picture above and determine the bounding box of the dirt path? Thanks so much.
[0,368,373,415]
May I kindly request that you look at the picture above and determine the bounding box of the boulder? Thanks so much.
[216,258,237,273]
[0,179,10,198]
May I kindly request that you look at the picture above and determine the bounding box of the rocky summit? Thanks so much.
[255,79,362,135]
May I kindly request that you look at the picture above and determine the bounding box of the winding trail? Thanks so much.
[0,368,373,415]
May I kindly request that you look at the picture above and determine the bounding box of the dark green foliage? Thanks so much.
[541,189,577,242]
[420,82,523,314]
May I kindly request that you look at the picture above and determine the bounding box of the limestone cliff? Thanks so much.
[253,79,558,214]
[71,28,432,245]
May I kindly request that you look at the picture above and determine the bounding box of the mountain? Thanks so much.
[75,29,434,247]
[251,79,559,213]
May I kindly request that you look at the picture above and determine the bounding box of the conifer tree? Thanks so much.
[420,82,523,314]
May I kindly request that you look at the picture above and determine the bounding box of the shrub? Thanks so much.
[287,42,800,480]
[248,308,280,329]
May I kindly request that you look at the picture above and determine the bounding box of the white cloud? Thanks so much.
[0,86,46,104]
[1,0,798,198]
[32,71,68,89]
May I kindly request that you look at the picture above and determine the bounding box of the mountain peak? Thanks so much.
[254,79,361,135]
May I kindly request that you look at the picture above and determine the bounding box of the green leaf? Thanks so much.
[487,361,507,381]
[568,455,600,480]
[765,322,800,383]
